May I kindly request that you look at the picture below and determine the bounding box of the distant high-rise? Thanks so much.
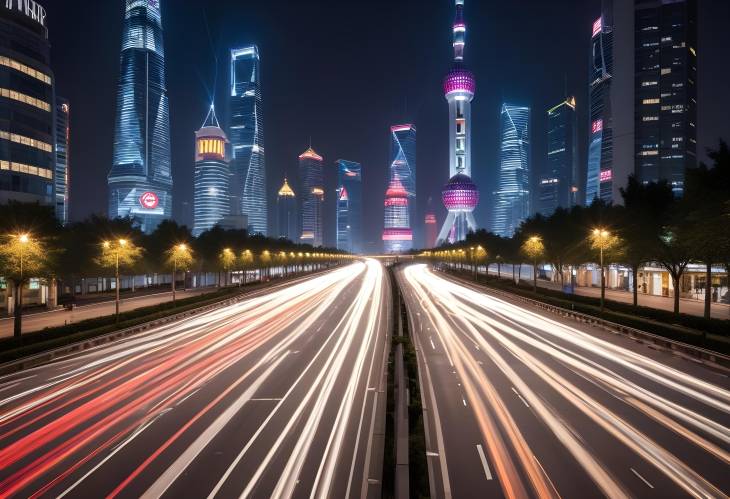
[55,97,69,224]
[276,178,297,241]
[299,147,324,247]
[585,10,615,204]
[382,178,412,254]
[492,103,530,237]
[539,96,578,216]
[193,106,230,237]
[336,159,363,254]
[229,45,266,235]
[437,0,479,245]
[635,0,697,196]
[424,212,437,249]
[389,125,417,245]
[0,2,55,209]
[108,0,172,234]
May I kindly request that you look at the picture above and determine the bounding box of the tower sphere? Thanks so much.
[442,173,479,212]
[443,67,476,99]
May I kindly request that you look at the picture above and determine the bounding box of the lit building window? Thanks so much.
[0,131,53,152]
[642,98,660,105]
[0,160,53,179]
[0,56,52,85]
[0,88,51,112]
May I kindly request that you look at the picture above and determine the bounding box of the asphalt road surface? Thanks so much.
[0,260,390,498]
[398,264,730,499]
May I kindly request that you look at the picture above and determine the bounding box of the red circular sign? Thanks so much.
[139,191,159,209]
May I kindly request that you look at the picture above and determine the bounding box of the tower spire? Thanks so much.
[201,102,220,129]
[452,0,466,62]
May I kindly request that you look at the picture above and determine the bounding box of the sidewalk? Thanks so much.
[0,287,214,338]
[485,264,730,320]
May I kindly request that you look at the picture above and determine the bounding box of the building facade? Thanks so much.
[336,159,362,254]
[276,178,297,241]
[382,178,412,254]
[539,96,577,216]
[0,1,55,208]
[585,10,615,204]
[108,0,172,234]
[437,0,479,245]
[298,147,324,247]
[229,45,266,234]
[389,125,416,246]
[54,97,69,224]
[492,103,531,237]
[193,106,230,237]
[634,0,697,195]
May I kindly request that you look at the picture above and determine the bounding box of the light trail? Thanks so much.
[401,264,730,498]
[0,261,389,498]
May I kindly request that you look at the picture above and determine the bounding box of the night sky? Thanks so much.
[44,0,730,251]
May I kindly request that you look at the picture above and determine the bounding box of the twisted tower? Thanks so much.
[436,0,479,245]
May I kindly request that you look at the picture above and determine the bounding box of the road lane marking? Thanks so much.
[476,445,493,480]
[631,468,654,489]
[430,337,436,350]
[426,451,439,457]
[511,387,531,408]
[249,398,282,401]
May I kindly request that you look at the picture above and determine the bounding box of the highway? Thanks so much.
[0,260,390,498]
[398,264,730,499]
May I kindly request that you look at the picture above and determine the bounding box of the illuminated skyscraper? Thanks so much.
[492,103,530,237]
[336,159,362,254]
[108,0,172,234]
[539,96,578,216]
[382,178,412,254]
[585,11,614,204]
[389,125,416,245]
[193,105,230,237]
[299,147,324,247]
[635,0,697,195]
[230,45,266,235]
[437,0,479,245]
[276,178,297,241]
[425,213,437,249]
[55,97,70,224]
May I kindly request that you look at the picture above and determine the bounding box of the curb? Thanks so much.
[443,270,730,372]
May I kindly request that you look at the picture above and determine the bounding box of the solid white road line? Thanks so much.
[476,444,493,480]
[630,468,655,489]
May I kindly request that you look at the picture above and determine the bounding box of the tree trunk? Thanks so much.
[631,264,639,307]
[13,281,22,339]
[497,262,501,279]
[704,261,712,320]
[672,272,681,315]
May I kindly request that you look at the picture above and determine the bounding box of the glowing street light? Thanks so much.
[591,228,613,312]
[170,243,192,303]
[102,238,132,321]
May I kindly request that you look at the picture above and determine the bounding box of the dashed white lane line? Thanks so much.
[430,337,436,350]
[476,444,493,480]
[511,386,530,408]
[630,467,654,489]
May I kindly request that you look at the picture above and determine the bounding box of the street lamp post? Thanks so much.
[593,229,610,313]
[13,233,30,337]
[171,243,187,304]
[104,239,127,322]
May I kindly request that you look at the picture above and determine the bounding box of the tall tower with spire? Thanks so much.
[436,0,479,245]
[193,105,230,236]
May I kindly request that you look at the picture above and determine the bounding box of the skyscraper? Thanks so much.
[336,159,362,254]
[492,103,531,237]
[424,212,438,249]
[299,147,324,247]
[635,0,697,196]
[382,178,412,254]
[54,97,69,224]
[539,96,577,216]
[229,45,266,235]
[276,178,297,241]
[108,0,172,234]
[193,106,230,237]
[389,125,416,245]
[0,2,55,208]
[585,10,615,204]
[437,0,479,245]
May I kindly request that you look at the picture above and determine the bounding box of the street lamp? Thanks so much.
[171,243,188,303]
[12,233,30,337]
[103,239,127,321]
[592,228,611,312]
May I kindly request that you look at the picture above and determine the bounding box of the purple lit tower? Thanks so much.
[437,0,479,245]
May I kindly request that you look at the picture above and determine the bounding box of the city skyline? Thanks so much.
[34,0,730,246]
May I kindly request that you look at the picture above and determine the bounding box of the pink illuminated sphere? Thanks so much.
[443,67,476,97]
[442,173,479,212]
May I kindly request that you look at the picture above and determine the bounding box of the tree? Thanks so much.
[589,228,621,313]
[166,244,194,302]
[0,233,52,337]
[219,248,236,286]
[521,236,545,292]
[97,238,144,320]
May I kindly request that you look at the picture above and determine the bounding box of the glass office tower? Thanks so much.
[299,147,324,247]
[492,103,531,237]
[0,2,55,208]
[54,97,69,224]
[585,10,615,204]
[382,178,412,254]
[276,178,297,241]
[108,0,172,234]
[229,45,266,235]
[634,0,697,196]
[193,106,230,237]
[389,125,416,245]
[336,159,362,254]
[539,96,577,216]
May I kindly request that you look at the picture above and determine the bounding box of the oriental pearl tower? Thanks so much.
[436,0,479,245]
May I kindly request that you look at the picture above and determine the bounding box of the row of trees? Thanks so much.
[426,141,730,319]
[0,206,350,338]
